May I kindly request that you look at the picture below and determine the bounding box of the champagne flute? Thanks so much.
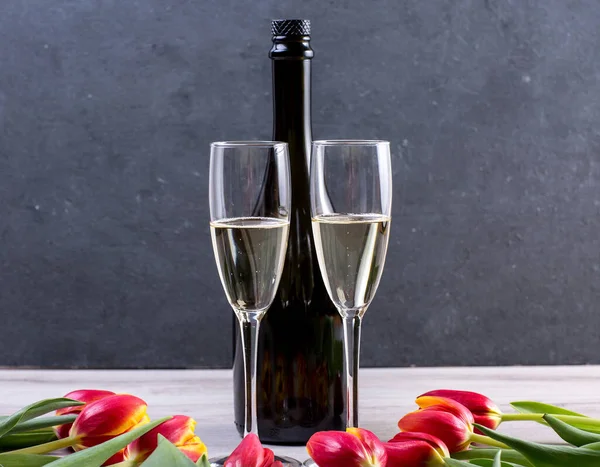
[209,141,299,466]
[310,140,392,429]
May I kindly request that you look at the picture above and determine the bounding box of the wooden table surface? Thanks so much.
[0,366,598,460]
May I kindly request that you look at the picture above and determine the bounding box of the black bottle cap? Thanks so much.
[271,19,310,37]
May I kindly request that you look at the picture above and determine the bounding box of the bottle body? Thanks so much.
[233,22,345,444]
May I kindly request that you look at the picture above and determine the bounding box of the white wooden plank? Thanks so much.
[0,366,598,460]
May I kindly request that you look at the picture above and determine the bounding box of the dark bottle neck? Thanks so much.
[269,35,314,60]
[270,36,313,159]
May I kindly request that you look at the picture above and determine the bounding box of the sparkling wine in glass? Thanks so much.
[310,140,392,429]
[209,141,300,466]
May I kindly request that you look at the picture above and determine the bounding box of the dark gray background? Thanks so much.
[1,0,599,368]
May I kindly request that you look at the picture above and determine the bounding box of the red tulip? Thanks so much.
[386,432,448,466]
[306,428,387,467]
[55,389,116,440]
[419,389,502,430]
[69,394,150,450]
[125,415,207,463]
[224,433,283,467]
[398,396,474,453]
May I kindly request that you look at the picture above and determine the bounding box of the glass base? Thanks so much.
[303,460,317,467]
[209,455,302,466]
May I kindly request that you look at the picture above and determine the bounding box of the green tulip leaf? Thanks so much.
[469,454,520,467]
[510,401,585,417]
[444,458,479,466]
[196,453,212,467]
[543,414,600,446]
[476,424,600,467]
[9,416,77,434]
[582,441,600,451]
[0,431,57,451]
[0,453,59,466]
[469,461,522,467]
[453,449,533,466]
[47,416,171,466]
[0,399,83,439]
[140,435,197,467]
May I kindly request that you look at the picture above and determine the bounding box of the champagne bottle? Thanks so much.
[233,19,345,444]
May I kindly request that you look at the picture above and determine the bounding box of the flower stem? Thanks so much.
[470,433,510,449]
[6,435,79,454]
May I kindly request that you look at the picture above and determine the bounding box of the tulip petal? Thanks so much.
[225,434,266,467]
[398,409,471,453]
[158,416,198,446]
[259,447,276,467]
[102,449,126,466]
[70,395,148,447]
[421,390,502,430]
[388,432,450,458]
[55,423,72,440]
[346,428,387,466]
[420,390,500,415]
[126,415,201,462]
[473,414,502,431]
[178,442,209,462]
[57,390,116,416]
[307,431,375,467]
[223,435,283,467]
[384,440,446,466]
[415,396,474,426]
[55,390,117,441]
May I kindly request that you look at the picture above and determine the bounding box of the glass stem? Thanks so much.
[342,313,363,428]
[238,311,262,437]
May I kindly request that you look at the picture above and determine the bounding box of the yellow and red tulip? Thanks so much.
[398,396,474,453]
[8,393,150,466]
[55,389,116,440]
[306,428,387,467]
[386,432,449,466]
[419,389,502,430]
[224,433,283,467]
[70,394,150,450]
[124,415,207,463]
